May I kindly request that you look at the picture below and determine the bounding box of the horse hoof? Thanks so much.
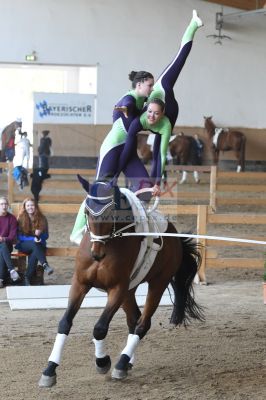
[111,367,128,380]
[128,362,133,370]
[38,373,56,388]
[179,180,186,185]
[95,355,111,374]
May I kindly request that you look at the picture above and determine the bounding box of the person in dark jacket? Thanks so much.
[38,130,52,171]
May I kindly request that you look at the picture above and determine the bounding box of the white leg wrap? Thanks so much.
[48,333,67,365]
[129,354,135,365]
[93,338,106,358]
[237,165,241,173]
[180,170,187,183]
[121,334,140,359]
[193,170,199,182]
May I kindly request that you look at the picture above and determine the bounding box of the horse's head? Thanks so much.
[78,175,131,261]
[203,116,215,135]
[13,119,22,134]
[203,116,212,124]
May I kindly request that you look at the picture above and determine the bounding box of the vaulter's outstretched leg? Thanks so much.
[150,9,203,128]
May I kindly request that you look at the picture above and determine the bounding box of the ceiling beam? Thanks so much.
[203,1,266,10]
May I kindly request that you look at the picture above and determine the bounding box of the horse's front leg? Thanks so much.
[120,290,141,370]
[213,149,219,165]
[93,286,127,375]
[38,279,89,388]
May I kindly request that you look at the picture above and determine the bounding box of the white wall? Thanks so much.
[0,0,265,128]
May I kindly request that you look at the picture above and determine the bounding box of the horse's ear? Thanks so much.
[77,174,90,193]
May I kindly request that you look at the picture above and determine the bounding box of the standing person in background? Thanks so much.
[16,197,53,286]
[0,197,20,288]
[38,130,52,172]
[14,131,31,169]
[12,131,31,189]
[193,134,204,165]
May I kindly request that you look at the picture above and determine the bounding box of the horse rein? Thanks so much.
[85,193,136,244]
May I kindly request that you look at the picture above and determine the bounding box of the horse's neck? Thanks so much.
[1,123,14,146]
[206,122,216,137]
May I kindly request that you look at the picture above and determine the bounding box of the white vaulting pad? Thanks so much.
[6,283,172,310]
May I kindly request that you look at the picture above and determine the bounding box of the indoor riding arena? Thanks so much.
[0,1,265,400]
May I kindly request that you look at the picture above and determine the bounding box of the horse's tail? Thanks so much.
[240,135,246,171]
[170,237,205,326]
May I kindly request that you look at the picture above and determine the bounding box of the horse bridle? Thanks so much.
[85,192,136,245]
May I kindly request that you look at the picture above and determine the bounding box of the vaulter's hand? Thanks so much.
[114,106,128,118]
[152,184,161,197]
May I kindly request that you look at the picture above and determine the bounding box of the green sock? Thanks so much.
[181,20,198,47]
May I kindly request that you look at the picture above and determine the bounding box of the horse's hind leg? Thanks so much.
[235,150,241,172]
[39,280,89,388]
[112,282,167,380]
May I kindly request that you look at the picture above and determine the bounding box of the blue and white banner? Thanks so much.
[33,92,95,124]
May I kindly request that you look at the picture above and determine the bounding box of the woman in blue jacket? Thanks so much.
[16,198,53,285]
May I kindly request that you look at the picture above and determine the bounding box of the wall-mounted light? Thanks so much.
[25,50,37,62]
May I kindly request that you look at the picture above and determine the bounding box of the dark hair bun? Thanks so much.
[128,71,137,81]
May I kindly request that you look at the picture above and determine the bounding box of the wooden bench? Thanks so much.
[11,247,78,285]
[11,251,44,285]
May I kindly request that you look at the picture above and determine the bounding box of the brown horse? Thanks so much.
[137,133,203,183]
[0,119,22,162]
[137,134,152,165]
[39,177,204,387]
[204,116,246,172]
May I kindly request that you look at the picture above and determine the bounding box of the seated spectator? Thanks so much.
[16,197,53,286]
[0,196,20,288]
